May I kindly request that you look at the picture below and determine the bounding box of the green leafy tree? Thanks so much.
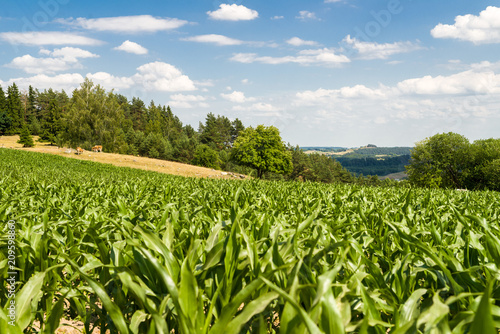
[231,125,292,178]
[193,144,220,169]
[18,122,34,147]
[481,159,500,191]
[466,138,500,190]
[64,79,127,152]
[406,132,471,188]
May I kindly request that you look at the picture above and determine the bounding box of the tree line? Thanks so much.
[1,79,377,185]
[406,132,500,191]
[3,80,497,190]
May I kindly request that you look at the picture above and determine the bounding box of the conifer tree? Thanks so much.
[40,99,62,145]
[0,85,10,135]
[18,122,34,147]
[6,83,22,134]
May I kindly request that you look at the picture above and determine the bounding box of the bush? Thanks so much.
[192,144,220,169]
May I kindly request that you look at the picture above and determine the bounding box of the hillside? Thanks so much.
[302,146,412,177]
[0,135,246,180]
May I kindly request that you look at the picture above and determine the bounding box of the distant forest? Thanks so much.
[0,79,393,185]
[335,155,411,177]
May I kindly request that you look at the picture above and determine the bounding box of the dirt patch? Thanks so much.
[0,135,247,180]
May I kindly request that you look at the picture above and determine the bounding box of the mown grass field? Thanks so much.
[1,148,499,333]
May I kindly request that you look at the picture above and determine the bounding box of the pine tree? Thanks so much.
[0,85,10,135]
[0,85,6,112]
[18,122,34,147]
[6,83,22,134]
[40,98,61,145]
[26,85,37,123]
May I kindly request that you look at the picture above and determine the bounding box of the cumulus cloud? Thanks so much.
[342,35,423,59]
[132,61,196,92]
[207,4,259,21]
[0,32,103,46]
[293,68,500,130]
[230,48,350,67]
[168,94,209,108]
[1,61,197,93]
[296,11,318,21]
[0,73,85,91]
[182,34,244,46]
[58,15,188,33]
[86,72,134,90]
[286,37,319,47]
[7,47,99,74]
[431,6,500,44]
[220,91,255,103]
[233,102,282,116]
[397,70,500,95]
[114,40,148,55]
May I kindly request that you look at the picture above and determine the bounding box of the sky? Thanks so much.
[1,0,500,147]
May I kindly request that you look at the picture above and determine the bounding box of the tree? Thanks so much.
[481,159,500,191]
[40,99,62,145]
[465,138,500,190]
[193,144,220,169]
[406,132,471,189]
[0,111,12,136]
[18,122,34,147]
[64,79,127,152]
[231,125,292,178]
[6,83,23,134]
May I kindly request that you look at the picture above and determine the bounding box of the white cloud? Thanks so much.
[0,73,85,91]
[233,102,282,116]
[114,40,148,55]
[49,47,99,60]
[296,11,318,21]
[231,48,350,67]
[2,61,197,93]
[251,102,280,112]
[168,94,209,108]
[221,91,255,103]
[0,32,103,46]
[133,61,196,92]
[182,34,244,46]
[342,35,422,59]
[58,15,188,33]
[397,70,500,95]
[86,72,134,90]
[207,4,259,21]
[271,16,284,20]
[286,37,319,47]
[7,47,99,74]
[431,6,500,44]
[293,67,500,132]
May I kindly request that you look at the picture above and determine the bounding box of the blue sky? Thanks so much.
[1,0,499,147]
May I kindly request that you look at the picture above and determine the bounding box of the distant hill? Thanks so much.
[302,146,413,177]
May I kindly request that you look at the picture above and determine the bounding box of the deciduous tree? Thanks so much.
[231,125,292,178]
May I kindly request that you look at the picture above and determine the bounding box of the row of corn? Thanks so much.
[1,149,499,333]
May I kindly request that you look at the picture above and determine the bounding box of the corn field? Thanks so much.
[1,148,499,333]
